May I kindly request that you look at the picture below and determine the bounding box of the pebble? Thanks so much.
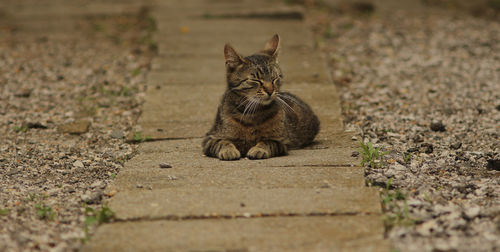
[72,161,84,168]
[430,121,446,132]
[159,163,172,169]
[111,130,124,139]
[58,120,91,134]
[81,191,102,204]
[464,206,480,220]
[486,159,500,171]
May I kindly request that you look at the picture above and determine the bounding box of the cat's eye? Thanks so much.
[248,79,262,86]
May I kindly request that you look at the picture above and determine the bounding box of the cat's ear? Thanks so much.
[224,44,246,69]
[262,34,280,58]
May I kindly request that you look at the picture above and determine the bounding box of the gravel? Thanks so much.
[0,3,154,251]
[310,1,500,251]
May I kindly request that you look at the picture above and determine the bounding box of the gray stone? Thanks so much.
[58,120,90,134]
[111,130,124,139]
[72,160,84,168]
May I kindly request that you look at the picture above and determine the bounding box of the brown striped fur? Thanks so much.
[202,34,320,160]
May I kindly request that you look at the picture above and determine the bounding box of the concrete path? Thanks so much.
[84,0,388,251]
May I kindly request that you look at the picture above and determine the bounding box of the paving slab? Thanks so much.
[85,0,388,250]
[125,137,359,168]
[131,82,342,140]
[113,165,365,190]
[149,52,329,85]
[109,187,381,220]
[150,0,300,20]
[84,216,388,252]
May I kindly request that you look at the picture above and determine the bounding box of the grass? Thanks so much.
[14,125,28,133]
[0,208,9,216]
[380,178,415,230]
[82,206,115,242]
[360,141,388,168]
[132,131,151,142]
[403,153,412,163]
[35,204,55,220]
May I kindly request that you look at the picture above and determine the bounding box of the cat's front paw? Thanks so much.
[247,146,271,159]
[217,145,241,161]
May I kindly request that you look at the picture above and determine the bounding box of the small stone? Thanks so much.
[390,162,407,171]
[464,206,480,219]
[105,189,117,197]
[81,191,102,204]
[111,130,124,139]
[430,121,446,132]
[24,122,47,129]
[73,160,84,168]
[147,186,153,190]
[14,88,32,98]
[136,184,143,188]
[450,142,462,150]
[351,151,359,157]
[90,181,104,189]
[58,120,91,134]
[407,147,419,153]
[351,136,358,141]
[159,163,172,169]
[486,159,500,171]
[240,202,246,207]
[416,219,438,236]
[64,186,76,193]
[421,143,434,154]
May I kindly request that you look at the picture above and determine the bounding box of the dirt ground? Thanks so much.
[308,1,499,251]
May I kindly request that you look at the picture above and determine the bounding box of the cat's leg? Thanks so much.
[202,136,241,160]
[247,140,287,159]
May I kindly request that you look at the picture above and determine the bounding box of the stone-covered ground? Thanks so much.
[310,1,499,251]
[0,9,154,251]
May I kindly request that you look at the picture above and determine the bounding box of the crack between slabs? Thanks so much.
[112,211,381,223]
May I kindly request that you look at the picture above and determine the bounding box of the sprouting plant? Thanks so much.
[82,206,115,242]
[380,178,415,230]
[360,141,388,168]
[35,204,55,220]
[403,153,412,163]
[14,125,28,133]
[132,131,151,142]
[0,209,9,216]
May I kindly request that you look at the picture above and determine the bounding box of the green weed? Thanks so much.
[132,131,151,142]
[82,206,115,242]
[360,142,388,168]
[0,209,9,216]
[35,204,55,220]
[380,178,414,230]
[403,153,412,163]
[14,125,28,133]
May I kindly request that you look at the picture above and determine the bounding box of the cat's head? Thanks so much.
[224,34,283,105]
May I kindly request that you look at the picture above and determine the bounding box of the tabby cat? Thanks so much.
[202,34,320,160]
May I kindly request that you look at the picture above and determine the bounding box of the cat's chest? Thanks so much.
[224,116,284,141]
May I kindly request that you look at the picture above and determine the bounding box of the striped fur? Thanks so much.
[202,34,320,160]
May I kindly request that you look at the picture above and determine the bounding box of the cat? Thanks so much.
[202,34,320,160]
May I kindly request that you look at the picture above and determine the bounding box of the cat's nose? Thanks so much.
[263,82,274,96]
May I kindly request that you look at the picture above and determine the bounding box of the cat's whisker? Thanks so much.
[236,97,250,109]
[276,96,296,114]
[278,93,307,109]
